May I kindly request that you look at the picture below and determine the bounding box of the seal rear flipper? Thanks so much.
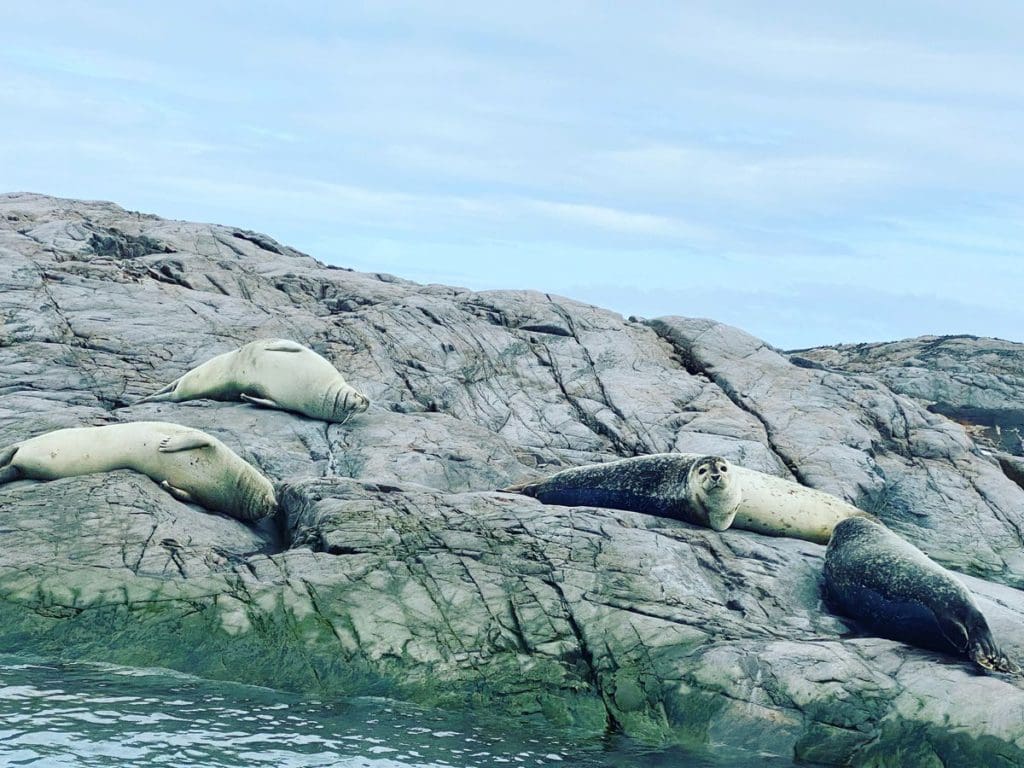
[135,379,180,404]
[966,619,1021,674]
[158,433,214,453]
[0,445,19,485]
[970,642,1021,675]
[240,393,282,409]
[499,480,537,495]
[0,447,21,484]
[160,480,196,503]
[0,444,17,469]
[262,340,305,353]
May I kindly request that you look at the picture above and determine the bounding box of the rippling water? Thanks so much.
[0,654,787,767]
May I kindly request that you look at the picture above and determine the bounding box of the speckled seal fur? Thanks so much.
[504,453,742,531]
[825,516,1018,674]
[727,465,867,544]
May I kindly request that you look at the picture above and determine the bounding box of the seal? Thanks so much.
[504,453,742,531]
[824,516,1019,674]
[0,421,277,522]
[505,454,865,543]
[136,339,370,423]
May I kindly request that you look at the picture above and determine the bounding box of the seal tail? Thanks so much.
[0,444,21,485]
[135,380,179,405]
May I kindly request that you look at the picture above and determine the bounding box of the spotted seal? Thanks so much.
[504,453,742,531]
[505,453,864,542]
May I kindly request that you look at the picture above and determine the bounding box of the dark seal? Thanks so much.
[504,453,742,531]
[824,516,1018,674]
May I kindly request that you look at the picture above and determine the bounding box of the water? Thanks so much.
[0,655,752,768]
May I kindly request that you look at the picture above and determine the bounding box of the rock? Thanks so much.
[1,192,1023,766]
[648,317,1024,581]
[791,335,1024,458]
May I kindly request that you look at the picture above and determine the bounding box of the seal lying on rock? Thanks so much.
[825,516,1019,674]
[505,454,865,542]
[137,339,370,423]
[0,421,277,522]
[727,465,867,544]
[504,453,743,531]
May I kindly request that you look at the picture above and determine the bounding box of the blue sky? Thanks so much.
[3,2,1023,349]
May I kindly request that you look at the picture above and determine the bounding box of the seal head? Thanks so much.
[687,455,741,531]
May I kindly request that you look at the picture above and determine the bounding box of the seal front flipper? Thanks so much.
[964,615,1021,674]
[158,433,214,453]
[262,340,305,353]
[240,393,282,409]
[936,613,970,653]
[160,480,196,503]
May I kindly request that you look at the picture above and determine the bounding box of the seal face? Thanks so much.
[137,339,370,423]
[824,517,1018,674]
[0,421,277,522]
[506,453,743,531]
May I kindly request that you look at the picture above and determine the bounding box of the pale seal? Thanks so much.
[0,421,277,522]
[504,453,742,531]
[136,339,370,423]
[824,516,1019,674]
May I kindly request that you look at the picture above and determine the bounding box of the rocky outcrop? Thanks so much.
[792,335,1024,458]
[2,192,1023,766]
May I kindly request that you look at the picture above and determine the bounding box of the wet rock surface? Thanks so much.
[1,192,1023,765]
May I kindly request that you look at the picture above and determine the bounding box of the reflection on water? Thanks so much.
[0,654,787,767]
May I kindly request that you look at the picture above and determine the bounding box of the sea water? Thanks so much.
[0,654,791,767]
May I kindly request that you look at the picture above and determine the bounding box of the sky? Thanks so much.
[2,1,1023,349]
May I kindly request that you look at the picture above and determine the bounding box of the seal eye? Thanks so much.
[720,465,728,472]
[698,467,708,476]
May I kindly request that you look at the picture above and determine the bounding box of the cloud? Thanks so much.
[653,4,1024,100]
[586,144,899,210]
[4,2,1024,349]
[522,199,716,240]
